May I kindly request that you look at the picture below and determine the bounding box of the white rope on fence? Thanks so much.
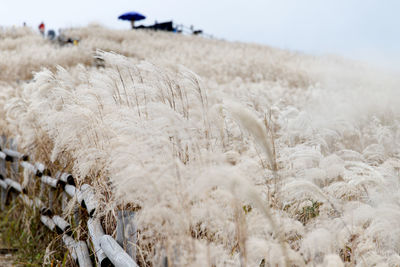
[0,140,139,267]
[88,218,113,266]
[65,184,77,197]
[78,184,97,217]
[41,175,58,188]
[62,235,93,267]
[5,178,22,193]
[62,235,78,262]
[52,215,71,235]
[1,148,24,159]
[0,179,7,190]
[20,161,36,172]
[35,162,45,175]
[40,215,56,231]
[100,235,139,267]
[75,241,93,267]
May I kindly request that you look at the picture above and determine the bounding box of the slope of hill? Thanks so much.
[1,24,400,266]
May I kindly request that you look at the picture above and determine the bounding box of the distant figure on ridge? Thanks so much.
[38,22,45,36]
[47,29,56,40]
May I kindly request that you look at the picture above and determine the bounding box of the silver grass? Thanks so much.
[1,25,400,266]
[224,102,275,170]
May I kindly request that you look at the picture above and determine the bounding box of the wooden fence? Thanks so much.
[0,137,138,267]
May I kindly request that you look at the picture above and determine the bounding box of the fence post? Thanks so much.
[0,136,6,176]
[10,139,19,180]
[48,188,54,211]
[74,206,80,228]
[0,136,6,210]
[0,182,6,211]
[61,192,68,211]
[8,139,18,203]
[116,210,137,261]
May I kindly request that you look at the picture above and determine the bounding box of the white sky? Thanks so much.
[2,0,400,68]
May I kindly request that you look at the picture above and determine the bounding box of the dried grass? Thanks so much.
[0,24,400,266]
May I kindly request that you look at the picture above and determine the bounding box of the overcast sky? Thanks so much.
[2,0,400,68]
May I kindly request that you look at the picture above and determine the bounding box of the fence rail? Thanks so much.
[0,137,138,267]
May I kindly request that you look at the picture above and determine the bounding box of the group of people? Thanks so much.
[38,22,57,41]
[22,21,79,45]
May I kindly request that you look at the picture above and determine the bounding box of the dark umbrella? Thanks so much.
[118,12,146,22]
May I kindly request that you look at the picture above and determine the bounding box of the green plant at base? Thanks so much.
[296,200,322,225]
[0,199,66,266]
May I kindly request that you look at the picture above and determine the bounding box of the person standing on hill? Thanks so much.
[38,22,45,36]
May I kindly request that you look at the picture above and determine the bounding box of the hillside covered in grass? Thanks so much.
[1,24,400,266]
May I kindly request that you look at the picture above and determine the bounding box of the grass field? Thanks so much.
[1,24,400,266]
